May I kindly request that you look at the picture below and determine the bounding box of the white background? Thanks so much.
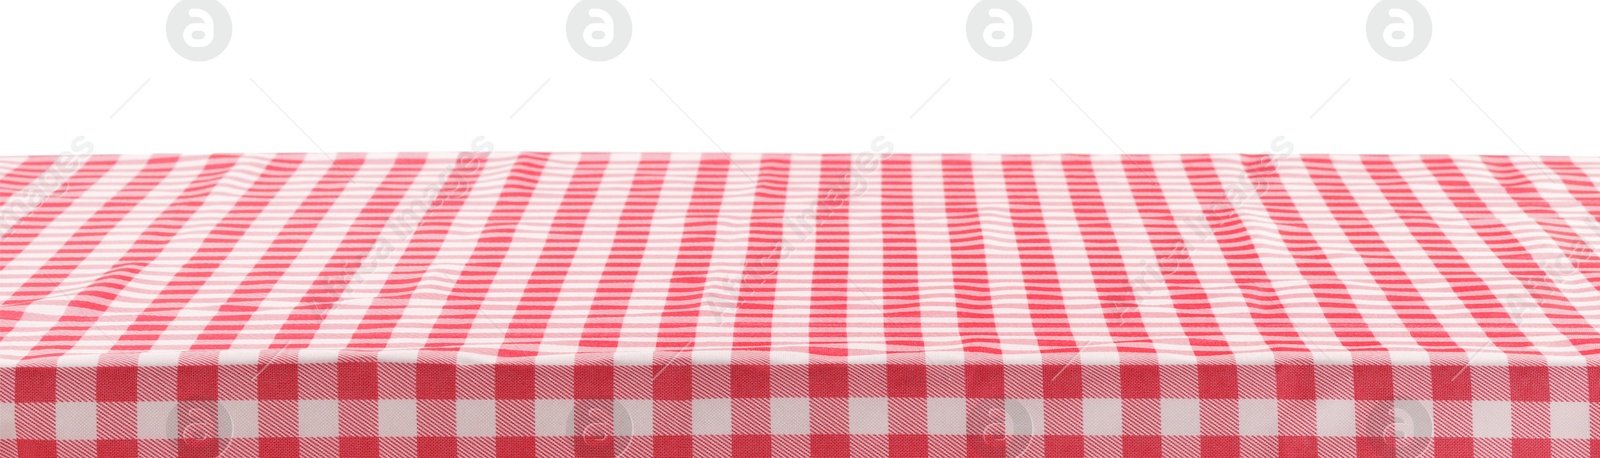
[1,1,1596,158]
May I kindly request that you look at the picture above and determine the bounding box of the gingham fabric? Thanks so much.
[3,152,1600,457]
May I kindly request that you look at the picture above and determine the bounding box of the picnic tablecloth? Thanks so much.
[2,152,1599,457]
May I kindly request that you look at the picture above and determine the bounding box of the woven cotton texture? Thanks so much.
[2,152,1600,457]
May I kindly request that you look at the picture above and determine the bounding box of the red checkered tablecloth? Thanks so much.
[3,152,1600,457]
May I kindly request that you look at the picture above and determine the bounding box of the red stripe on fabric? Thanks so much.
[878,155,924,354]
[1426,156,1600,353]
[422,153,551,351]
[0,155,120,263]
[998,155,1076,354]
[808,155,854,357]
[1360,155,1540,351]
[733,156,792,352]
[577,154,671,352]
[1179,155,1312,353]
[188,154,366,350]
[1477,156,1600,353]
[0,155,188,326]
[1060,155,1152,354]
[501,154,610,355]
[259,154,429,352]
[30,154,237,327]
[107,155,307,352]
[1297,155,1462,353]
[1240,154,1386,351]
[0,156,61,201]
[650,155,730,356]
[347,152,492,349]
[940,156,1002,354]
[1,155,182,315]
[287,154,430,321]
[1122,155,1231,356]
[1543,156,1600,235]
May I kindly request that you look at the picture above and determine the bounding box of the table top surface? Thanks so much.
[3,152,1599,365]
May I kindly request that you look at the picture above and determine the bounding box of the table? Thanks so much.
[2,152,1597,456]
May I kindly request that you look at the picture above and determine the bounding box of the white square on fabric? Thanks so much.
[0,403,14,440]
[1160,399,1200,436]
[219,401,258,438]
[1550,402,1589,439]
[456,400,496,437]
[137,402,177,439]
[1237,399,1277,436]
[615,400,652,436]
[926,398,965,435]
[298,400,339,438]
[692,399,731,435]
[535,400,574,437]
[1472,401,1512,438]
[1315,399,1355,436]
[770,398,809,435]
[55,402,97,440]
[378,400,417,437]
[849,398,889,435]
[1081,399,1121,436]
